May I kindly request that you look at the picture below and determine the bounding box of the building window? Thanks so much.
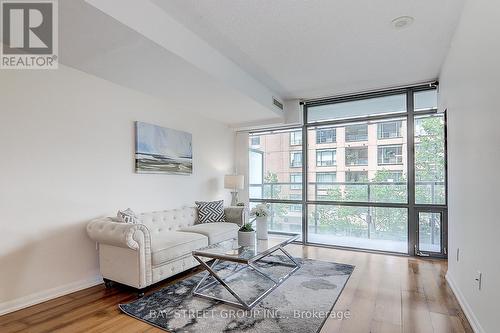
[289,194,302,212]
[315,172,337,199]
[316,149,336,167]
[290,131,302,146]
[290,173,302,190]
[378,145,403,165]
[345,147,368,166]
[345,171,368,183]
[290,151,302,168]
[316,128,336,144]
[345,124,368,142]
[378,121,402,139]
[316,172,337,184]
[316,172,336,189]
[250,136,260,146]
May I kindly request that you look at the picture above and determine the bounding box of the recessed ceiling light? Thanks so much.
[392,16,414,30]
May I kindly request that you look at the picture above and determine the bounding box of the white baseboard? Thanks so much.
[0,275,103,316]
[445,273,484,333]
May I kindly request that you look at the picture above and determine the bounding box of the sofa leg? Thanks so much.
[137,288,146,298]
[103,278,114,288]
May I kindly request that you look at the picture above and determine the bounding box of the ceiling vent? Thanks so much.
[272,97,284,111]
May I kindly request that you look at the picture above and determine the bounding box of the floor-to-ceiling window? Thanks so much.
[306,115,409,253]
[249,86,447,257]
[248,129,304,235]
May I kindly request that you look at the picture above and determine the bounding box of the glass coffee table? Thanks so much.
[191,234,300,309]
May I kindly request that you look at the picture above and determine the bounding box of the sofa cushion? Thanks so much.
[179,222,238,244]
[150,231,208,266]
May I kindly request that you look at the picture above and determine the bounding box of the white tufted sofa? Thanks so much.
[86,206,245,290]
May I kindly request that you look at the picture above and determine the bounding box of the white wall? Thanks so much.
[439,1,500,332]
[0,65,235,314]
[234,132,249,205]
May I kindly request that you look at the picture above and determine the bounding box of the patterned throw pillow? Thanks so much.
[117,208,139,224]
[195,200,226,223]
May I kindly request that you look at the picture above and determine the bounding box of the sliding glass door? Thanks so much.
[249,86,447,257]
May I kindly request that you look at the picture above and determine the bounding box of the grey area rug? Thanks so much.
[119,257,354,333]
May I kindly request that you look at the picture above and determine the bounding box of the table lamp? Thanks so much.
[224,175,244,206]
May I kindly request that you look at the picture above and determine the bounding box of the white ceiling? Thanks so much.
[58,1,282,126]
[153,0,465,99]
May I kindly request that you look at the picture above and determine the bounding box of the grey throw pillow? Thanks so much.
[195,200,225,223]
[117,208,139,224]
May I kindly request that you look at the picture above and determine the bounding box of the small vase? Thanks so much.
[238,230,255,247]
[256,216,268,240]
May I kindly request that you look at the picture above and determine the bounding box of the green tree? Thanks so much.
[415,116,446,204]
[370,170,406,203]
[263,171,279,199]
[314,170,408,241]
[369,170,407,240]
[311,182,369,237]
[263,171,287,224]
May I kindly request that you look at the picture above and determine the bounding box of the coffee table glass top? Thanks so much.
[192,234,300,263]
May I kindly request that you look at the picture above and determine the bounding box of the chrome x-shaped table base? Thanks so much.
[192,246,300,310]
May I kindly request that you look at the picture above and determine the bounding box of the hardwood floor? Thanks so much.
[0,244,473,333]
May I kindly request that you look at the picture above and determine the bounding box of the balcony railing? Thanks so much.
[249,181,445,204]
[249,181,445,242]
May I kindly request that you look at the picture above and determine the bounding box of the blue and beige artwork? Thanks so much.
[135,122,193,174]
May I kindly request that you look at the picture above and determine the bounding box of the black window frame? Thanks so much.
[249,84,447,259]
[289,194,303,212]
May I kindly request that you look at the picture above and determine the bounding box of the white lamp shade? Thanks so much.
[224,175,244,190]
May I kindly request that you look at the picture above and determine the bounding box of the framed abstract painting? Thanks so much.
[135,121,193,174]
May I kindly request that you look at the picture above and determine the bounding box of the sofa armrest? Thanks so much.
[224,207,247,226]
[86,217,151,251]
